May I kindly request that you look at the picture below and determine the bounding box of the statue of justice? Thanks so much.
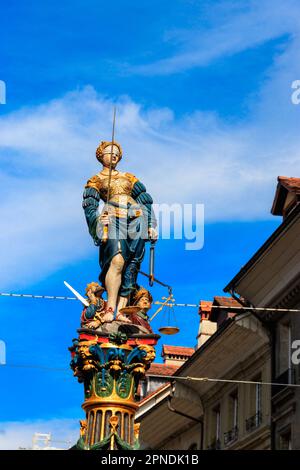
[82,138,158,327]
[67,116,177,450]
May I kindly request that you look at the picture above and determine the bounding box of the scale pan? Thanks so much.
[118,306,141,316]
[158,326,180,335]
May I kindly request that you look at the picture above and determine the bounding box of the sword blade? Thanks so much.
[63,281,89,307]
[149,242,155,287]
[102,107,117,243]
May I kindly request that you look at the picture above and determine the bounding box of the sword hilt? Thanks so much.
[101,209,109,243]
[102,225,109,243]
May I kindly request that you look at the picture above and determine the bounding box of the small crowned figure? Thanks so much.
[130,286,153,333]
[80,282,107,329]
[82,141,157,323]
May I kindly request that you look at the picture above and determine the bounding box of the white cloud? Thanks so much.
[0,418,79,450]
[1,13,300,291]
[128,0,300,75]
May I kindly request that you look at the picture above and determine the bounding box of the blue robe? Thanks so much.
[82,177,156,297]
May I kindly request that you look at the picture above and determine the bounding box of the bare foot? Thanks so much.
[116,314,131,324]
[102,307,114,323]
[102,313,114,322]
[87,320,101,329]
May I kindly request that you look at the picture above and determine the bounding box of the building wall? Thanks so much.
[137,193,299,450]
[160,422,203,450]
[139,376,169,401]
[273,298,300,450]
[139,335,272,450]
[227,202,300,450]
[202,343,271,450]
[293,301,300,449]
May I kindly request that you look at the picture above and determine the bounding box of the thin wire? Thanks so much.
[154,302,300,313]
[148,374,300,389]
[1,312,297,387]
[0,292,77,301]
[1,291,300,313]
[2,363,68,371]
[1,363,299,389]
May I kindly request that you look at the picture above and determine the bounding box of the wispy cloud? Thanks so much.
[1,33,300,292]
[127,0,300,75]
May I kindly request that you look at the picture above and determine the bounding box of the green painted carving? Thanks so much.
[116,370,132,399]
[95,369,114,397]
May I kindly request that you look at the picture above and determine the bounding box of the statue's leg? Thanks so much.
[115,295,131,322]
[116,238,146,319]
[104,253,125,315]
[116,295,128,312]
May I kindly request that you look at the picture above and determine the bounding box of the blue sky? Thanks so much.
[1,0,300,448]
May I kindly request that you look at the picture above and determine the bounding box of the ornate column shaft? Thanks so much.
[70,330,158,450]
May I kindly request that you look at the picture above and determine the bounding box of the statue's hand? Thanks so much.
[99,212,110,226]
[148,227,158,242]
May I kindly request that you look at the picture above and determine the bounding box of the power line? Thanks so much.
[1,291,300,313]
[154,302,300,313]
[149,374,300,389]
[1,362,299,389]
[0,292,77,301]
[2,363,68,371]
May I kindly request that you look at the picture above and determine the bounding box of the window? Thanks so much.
[224,390,239,445]
[246,375,262,432]
[208,405,221,449]
[273,324,296,396]
[230,390,238,429]
[255,380,262,417]
[215,405,221,442]
[278,323,292,376]
[280,429,292,450]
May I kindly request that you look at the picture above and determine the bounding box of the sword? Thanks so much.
[102,107,117,243]
[149,240,155,287]
[64,281,89,307]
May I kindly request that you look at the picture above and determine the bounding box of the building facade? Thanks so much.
[136,176,300,450]
[138,345,194,401]
[224,176,300,450]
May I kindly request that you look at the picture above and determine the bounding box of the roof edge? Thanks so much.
[224,202,300,294]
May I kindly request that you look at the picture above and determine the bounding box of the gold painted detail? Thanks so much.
[79,419,87,437]
[72,338,99,382]
[71,338,156,449]
[85,174,101,192]
[109,415,119,433]
[134,423,140,442]
[98,173,134,200]
[84,406,135,450]
[71,339,155,388]
[137,344,156,367]
[125,172,139,185]
[85,172,139,201]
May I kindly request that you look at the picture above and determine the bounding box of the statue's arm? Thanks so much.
[131,180,157,229]
[82,176,102,245]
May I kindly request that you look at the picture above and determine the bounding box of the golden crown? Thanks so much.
[85,282,104,296]
[133,286,153,305]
